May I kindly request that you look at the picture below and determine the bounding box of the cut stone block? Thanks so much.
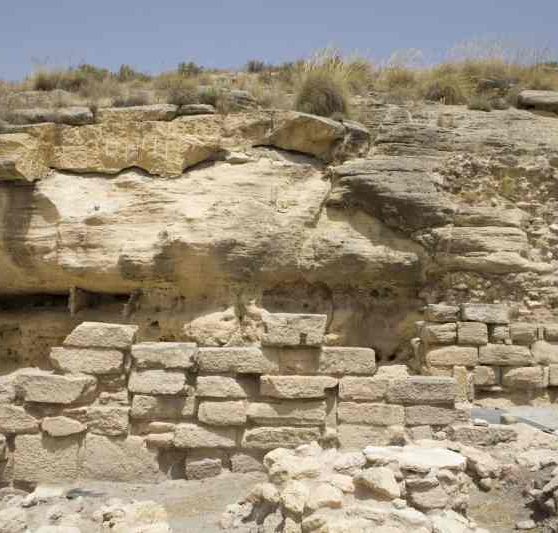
[545,325,558,342]
[230,452,264,473]
[82,434,162,482]
[337,425,391,450]
[41,416,86,437]
[532,341,558,365]
[198,347,278,374]
[424,304,460,323]
[490,325,511,344]
[50,347,124,375]
[242,426,321,450]
[131,342,197,369]
[15,370,97,405]
[174,423,237,448]
[262,313,327,346]
[318,347,376,375]
[479,344,534,366]
[338,377,387,401]
[426,346,478,367]
[64,322,138,349]
[198,401,248,426]
[510,323,538,345]
[453,366,473,402]
[0,404,39,434]
[66,405,130,436]
[386,377,457,405]
[338,403,405,426]
[14,434,81,483]
[128,370,186,395]
[130,394,195,420]
[277,347,320,374]
[502,367,547,389]
[247,401,326,426]
[144,432,174,449]
[460,304,509,324]
[473,366,499,387]
[422,323,457,345]
[260,375,337,399]
[457,322,488,346]
[185,457,222,480]
[549,365,558,386]
[405,405,457,426]
[196,376,253,399]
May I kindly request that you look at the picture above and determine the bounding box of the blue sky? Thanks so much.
[2,0,557,81]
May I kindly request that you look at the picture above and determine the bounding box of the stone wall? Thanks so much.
[416,303,558,405]
[0,313,460,484]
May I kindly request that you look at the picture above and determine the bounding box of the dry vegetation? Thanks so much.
[1,42,557,122]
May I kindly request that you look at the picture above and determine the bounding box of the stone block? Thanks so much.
[426,346,478,367]
[50,347,124,375]
[196,376,254,399]
[502,367,547,389]
[490,325,511,344]
[128,370,186,395]
[130,394,195,420]
[41,416,86,437]
[510,323,538,345]
[261,313,327,346]
[337,425,391,450]
[338,377,387,401]
[453,366,473,402]
[545,325,558,342]
[424,304,460,323]
[144,433,174,449]
[82,434,163,482]
[230,452,264,473]
[15,370,97,405]
[337,403,405,426]
[198,347,278,374]
[405,405,457,426]
[135,421,176,434]
[174,423,237,448]
[479,344,534,366]
[260,376,337,399]
[460,304,509,324]
[14,434,82,483]
[473,366,499,387]
[549,365,558,386]
[66,405,130,436]
[318,347,376,375]
[0,405,39,434]
[63,322,138,349]
[532,341,558,365]
[131,342,197,369]
[422,323,457,345]
[185,457,222,480]
[448,424,516,447]
[276,347,320,374]
[386,377,457,405]
[198,401,248,426]
[241,426,321,450]
[457,322,488,346]
[247,401,326,426]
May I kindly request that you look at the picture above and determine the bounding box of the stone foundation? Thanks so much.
[0,313,461,484]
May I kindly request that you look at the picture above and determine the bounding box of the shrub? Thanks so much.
[112,91,151,107]
[165,78,199,106]
[467,94,492,112]
[31,64,111,92]
[246,60,268,73]
[177,61,203,77]
[116,64,150,82]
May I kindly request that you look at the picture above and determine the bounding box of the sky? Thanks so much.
[2,0,558,81]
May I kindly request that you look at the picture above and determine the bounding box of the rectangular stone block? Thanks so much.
[0,405,39,434]
[14,434,81,483]
[131,342,197,369]
[63,322,138,349]
[198,347,278,374]
[549,365,558,386]
[50,347,124,375]
[405,405,457,426]
[230,452,264,473]
[174,423,237,448]
[198,401,248,426]
[128,370,186,395]
[319,347,376,375]
[473,366,499,387]
[196,376,254,399]
[479,344,534,366]
[260,375,337,399]
[386,377,457,405]
[422,323,457,345]
[262,313,327,346]
[426,346,478,367]
[130,394,195,420]
[337,402,405,426]
[66,405,130,436]
[276,347,320,374]
[457,322,488,346]
[15,370,97,405]
[490,325,510,344]
[545,325,558,342]
[460,304,509,324]
[247,401,326,426]
[453,366,473,402]
[502,367,547,389]
[510,323,538,345]
[337,425,391,450]
[185,456,222,480]
[425,304,460,323]
[532,341,558,365]
[241,426,321,450]
[338,377,387,401]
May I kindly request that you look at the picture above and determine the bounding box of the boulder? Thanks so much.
[517,90,558,113]
[354,466,400,500]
